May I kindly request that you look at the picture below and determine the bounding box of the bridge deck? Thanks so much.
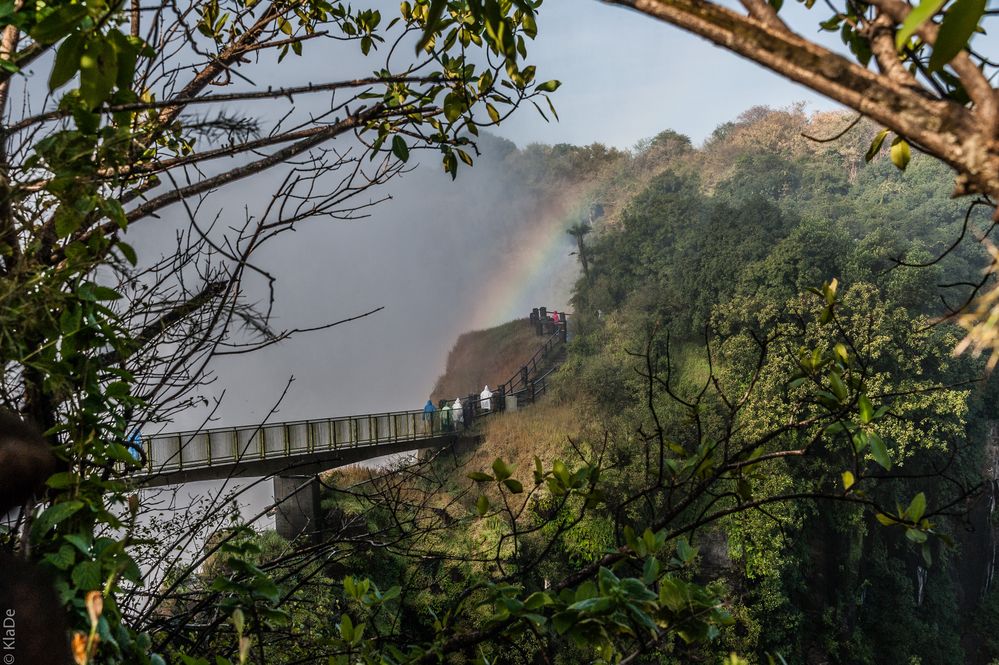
[138,410,463,487]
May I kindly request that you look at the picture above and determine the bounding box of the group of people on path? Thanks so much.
[422,384,494,433]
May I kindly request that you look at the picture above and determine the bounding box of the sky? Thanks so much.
[488,1,840,149]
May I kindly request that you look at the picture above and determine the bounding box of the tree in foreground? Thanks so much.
[0,0,558,662]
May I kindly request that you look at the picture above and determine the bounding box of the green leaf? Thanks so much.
[551,612,574,635]
[486,103,501,123]
[906,492,927,522]
[109,31,141,90]
[117,241,138,266]
[890,136,911,170]
[895,0,947,49]
[491,457,513,481]
[30,5,88,43]
[834,343,849,364]
[858,395,874,424]
[825,278,838,304]
[865,128,889,162]
[44,544,76,570]
[64,533,92,554]
[875,512,897,526]
[443,92,463,123]
[521,10,538,38]
[102,198,128,230]
[826,421,847,435]
[442,150,457,179]
[72,560,102,590]
[676,537,696,564]
[54,207,83,239]
[92,285,122,301]
[50,32,85,90]
[467,471,493,482]
[339,614,354,642]
[475,494,489,516]
[867,431,892,470]
[502,478,523,493]
[391,135,409,162]
[842,470,855,491]
[929,0,986,70]
[906,528,928,543]
[46,471,80,489]
[534,80,560,93]
[31,500,84,540]
[524,591,553,610]
[415,0,447,53]
[642,557,660,584]
[828,372,848,402]
[853,431,869,453]
[567,596,613,614]
[79,39,118,109]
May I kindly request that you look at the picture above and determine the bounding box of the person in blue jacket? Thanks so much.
[422,399,436,434]
[127,428,143,461]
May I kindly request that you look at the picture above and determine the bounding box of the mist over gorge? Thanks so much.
[136,132,589,431]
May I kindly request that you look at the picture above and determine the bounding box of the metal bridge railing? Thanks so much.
[495,328,564,397]
[142,409,457,475]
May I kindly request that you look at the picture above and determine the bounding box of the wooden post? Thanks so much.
[539,307,547,335]
[560,320,568,344]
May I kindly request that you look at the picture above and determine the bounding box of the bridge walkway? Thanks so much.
[137,308,569,488]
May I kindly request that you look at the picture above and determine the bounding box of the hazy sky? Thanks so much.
[488,0,841,148]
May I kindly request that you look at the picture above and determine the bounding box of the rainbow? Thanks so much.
[467,195,594,329]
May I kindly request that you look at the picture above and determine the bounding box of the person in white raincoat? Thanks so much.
[480,385,493,411]
[452,397,463,426]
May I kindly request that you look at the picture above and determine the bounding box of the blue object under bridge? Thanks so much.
[135,309,569,541]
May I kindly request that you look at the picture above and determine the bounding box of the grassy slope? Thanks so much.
[428,317,600,507]
[429,318,544,402]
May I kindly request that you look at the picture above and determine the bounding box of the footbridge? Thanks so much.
[137,308,569,540]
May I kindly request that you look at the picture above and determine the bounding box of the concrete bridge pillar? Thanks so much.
[274,475,322,543]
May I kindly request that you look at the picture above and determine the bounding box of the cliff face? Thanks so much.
[429,318,543,403]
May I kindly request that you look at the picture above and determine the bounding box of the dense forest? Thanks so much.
[555,108,998,663]
[142,107,999,664]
